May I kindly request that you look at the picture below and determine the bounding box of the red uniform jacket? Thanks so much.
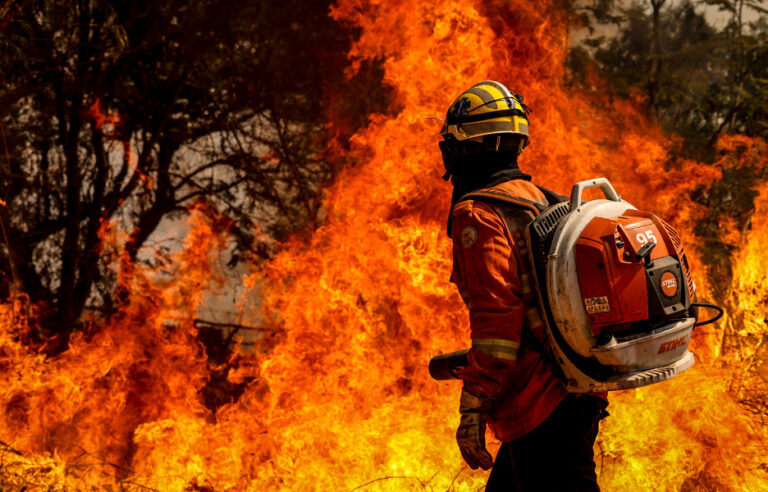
[450,179,569,442]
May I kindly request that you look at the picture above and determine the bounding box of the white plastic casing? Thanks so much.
[538,178,696,392]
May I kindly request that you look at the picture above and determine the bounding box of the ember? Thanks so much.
[1,0,766,490]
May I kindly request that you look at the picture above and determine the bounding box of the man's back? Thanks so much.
[450,178,568,442]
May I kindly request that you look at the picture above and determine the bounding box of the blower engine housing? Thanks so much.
[527,178,696,392]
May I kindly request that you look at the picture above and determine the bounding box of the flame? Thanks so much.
[0,205,223,488]
[1,0,767,490]
[83,98,135,182]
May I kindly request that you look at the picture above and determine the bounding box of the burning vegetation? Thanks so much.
[1,0,767,490]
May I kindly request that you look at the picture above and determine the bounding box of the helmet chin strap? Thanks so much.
[439,138,456,181]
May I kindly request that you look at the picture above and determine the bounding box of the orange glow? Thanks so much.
[84,98,121,134]
[1,1,767,490]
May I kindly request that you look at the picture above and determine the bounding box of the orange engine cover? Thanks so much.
[574,210,681,336]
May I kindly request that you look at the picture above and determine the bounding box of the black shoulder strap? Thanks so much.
[458,185,568,215]
[451,184,566,236]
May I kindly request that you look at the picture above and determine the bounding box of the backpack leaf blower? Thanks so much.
[430,178,723,392]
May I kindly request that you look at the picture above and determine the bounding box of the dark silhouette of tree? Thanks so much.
[568,0,768,294]
[569,0,768,154]
[0,0,390,353]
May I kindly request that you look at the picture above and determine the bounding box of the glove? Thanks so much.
[456,389,494,470]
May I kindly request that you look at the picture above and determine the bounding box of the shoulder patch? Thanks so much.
[461,226,478,249]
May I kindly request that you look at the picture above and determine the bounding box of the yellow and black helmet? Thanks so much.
[441,80,530,143]
[439,81,532,180]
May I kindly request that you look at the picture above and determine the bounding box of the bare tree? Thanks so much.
[0,0,389,352]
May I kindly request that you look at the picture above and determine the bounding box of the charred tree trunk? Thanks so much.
[125,140,178,262]
[53,0,91,353]
[70,126,109,328]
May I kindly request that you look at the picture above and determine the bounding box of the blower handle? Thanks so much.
[570,178,621,211]
[429,349,469,381]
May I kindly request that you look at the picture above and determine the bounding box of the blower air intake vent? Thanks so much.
[661,219,694,299]
[531,202,570,241]
[663,220,682,249]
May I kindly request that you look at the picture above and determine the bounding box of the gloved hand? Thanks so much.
[456,388,494,470]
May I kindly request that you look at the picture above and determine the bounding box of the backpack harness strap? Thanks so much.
[459,190,546,215]
[458,185,567,214]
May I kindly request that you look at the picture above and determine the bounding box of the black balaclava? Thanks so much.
[446,149,530,237]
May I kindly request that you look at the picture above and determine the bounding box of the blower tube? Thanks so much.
[428,349,469,381]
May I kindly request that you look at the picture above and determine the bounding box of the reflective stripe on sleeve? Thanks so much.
[519,272,533,295]
[524,306,545,330]
[471,338,520,361]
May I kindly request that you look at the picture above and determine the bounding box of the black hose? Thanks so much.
[691,302,724,327]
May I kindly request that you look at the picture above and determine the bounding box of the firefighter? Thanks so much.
[440,81,608,491]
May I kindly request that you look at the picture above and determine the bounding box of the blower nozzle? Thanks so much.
[428,349,469,380]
